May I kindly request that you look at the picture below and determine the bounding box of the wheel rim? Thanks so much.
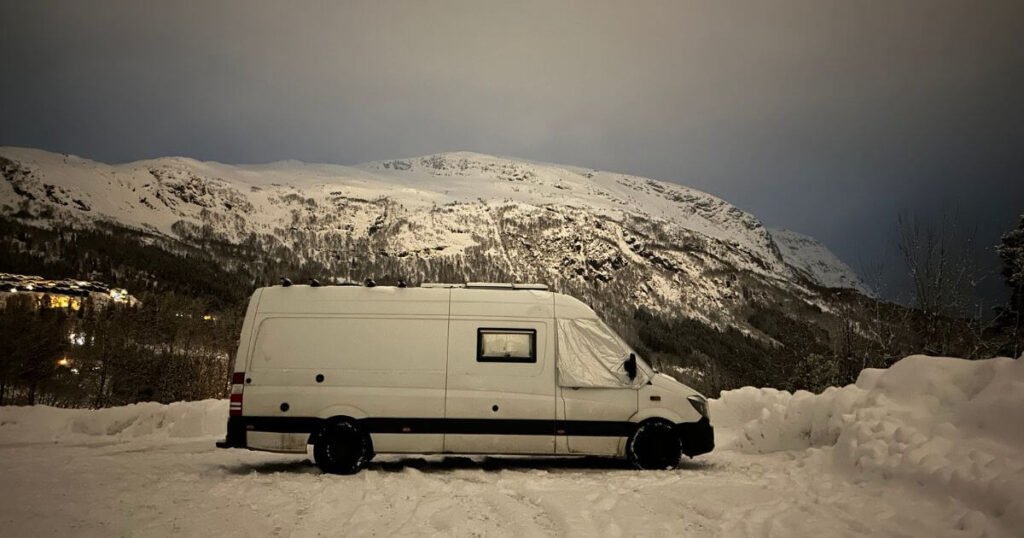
[319,424,365,471]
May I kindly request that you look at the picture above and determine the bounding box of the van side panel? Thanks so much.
[249,317,448,372]
[443,318,555,454]
[243,315,449,453]
[232,289,263,374]
[443,289,557,454]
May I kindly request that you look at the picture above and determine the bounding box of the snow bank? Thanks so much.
[0,399,227,444]
[712,355,1024,531]
[2,355,1021,532]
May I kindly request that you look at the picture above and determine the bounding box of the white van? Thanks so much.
[217,282,713,473]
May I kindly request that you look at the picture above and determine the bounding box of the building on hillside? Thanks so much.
[0,272,137,310]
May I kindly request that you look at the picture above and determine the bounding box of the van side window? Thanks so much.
[477,329,536,363]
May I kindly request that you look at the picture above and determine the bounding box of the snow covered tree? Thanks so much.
[996,215,1024,356]
[896,211,980,319]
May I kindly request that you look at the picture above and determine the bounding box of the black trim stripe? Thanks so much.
[243,416,322,433]
[239,416,638,437]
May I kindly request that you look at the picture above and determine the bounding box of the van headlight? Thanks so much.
[687,395,709,419]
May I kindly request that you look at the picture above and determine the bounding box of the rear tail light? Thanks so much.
[230,372,245,416]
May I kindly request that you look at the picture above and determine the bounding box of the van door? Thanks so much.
[443,320,556,454]
[554,317,640,455]
[560,387,638,454]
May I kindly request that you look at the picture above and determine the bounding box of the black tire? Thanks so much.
[627,419,682,470]
[313,420,373,475]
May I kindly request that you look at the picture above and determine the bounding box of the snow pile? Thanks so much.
[713,355,1024,531]
[712,383,865,452]
[0,399,226,444]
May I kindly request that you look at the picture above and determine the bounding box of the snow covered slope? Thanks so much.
[769,228,871,294]
[0,147,778,259]
[0,147,863,281]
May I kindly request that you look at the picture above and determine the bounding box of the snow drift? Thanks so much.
[713,355,1024,532]
[0,399,226,444]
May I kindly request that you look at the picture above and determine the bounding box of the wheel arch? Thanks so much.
[630,408,685,426]
[316,404,369,421]
[310,408,370,448]
[619,412,683,457]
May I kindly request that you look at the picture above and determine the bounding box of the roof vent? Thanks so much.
[280,277,292,287]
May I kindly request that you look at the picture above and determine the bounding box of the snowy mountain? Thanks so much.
[0,146,870,339]
[0,147,780,259]
[770,228,871,295]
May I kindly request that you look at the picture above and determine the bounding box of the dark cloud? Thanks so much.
[2,0,1023,304]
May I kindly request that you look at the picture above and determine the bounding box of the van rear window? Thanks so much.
[477,329,536,363]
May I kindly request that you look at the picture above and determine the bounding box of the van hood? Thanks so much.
[651,372,704,399]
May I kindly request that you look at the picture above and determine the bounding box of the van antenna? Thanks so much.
[364,278,376,288]
[280,277,292,287]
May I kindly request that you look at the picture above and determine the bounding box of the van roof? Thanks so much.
[252,284,598,320]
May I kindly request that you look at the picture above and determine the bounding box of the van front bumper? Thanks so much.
[677,417,714,457]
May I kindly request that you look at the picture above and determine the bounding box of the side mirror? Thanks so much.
[624,353,637,381]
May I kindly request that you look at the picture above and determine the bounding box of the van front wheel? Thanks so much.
[627,419,682,470]
[313,420,373,475]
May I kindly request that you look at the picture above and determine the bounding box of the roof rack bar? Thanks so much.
[511,283,549,290]
[420,282,549,291]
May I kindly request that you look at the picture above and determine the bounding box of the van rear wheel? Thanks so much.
[313,420,373,475]
[627,419,682,470]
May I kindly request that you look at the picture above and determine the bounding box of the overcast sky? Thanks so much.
[2,0,1022,305]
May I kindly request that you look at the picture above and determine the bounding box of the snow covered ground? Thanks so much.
[1,355,1020,537]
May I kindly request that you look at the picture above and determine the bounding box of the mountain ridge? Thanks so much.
[0,145,870,336]
[2,145,889,392]
[0,145,865,291]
